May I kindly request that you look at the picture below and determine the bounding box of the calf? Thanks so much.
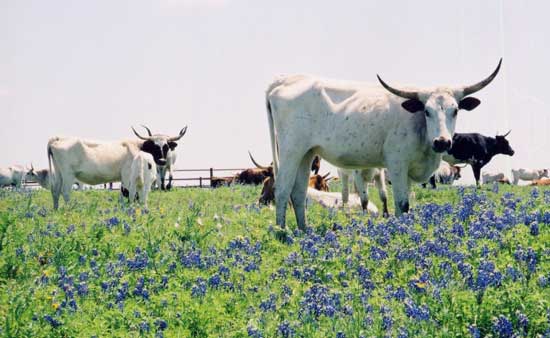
[259,176,275,205]
[482,172,506,184]
[305,188,379,214]
[211,176,234,188]
[511,168,549,185]
[443,131,514,186]
[337,168,389,216]
[126,151,157,207]
[424,162,463,188]
[308,172,332,191]
[0,165,25,188]
[311,156,321,175]
[531,178,550,186]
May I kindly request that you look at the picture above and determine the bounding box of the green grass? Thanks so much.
[0,184,549,337]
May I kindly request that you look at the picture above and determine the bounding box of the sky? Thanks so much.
[2,0,549,184]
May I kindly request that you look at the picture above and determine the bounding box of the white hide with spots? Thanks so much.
[266,60,501,229]
[511,168,549,185]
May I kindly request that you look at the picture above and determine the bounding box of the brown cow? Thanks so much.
[530,178,550,186]
[234,152,274,185]
[308,172,332,192]
[259,176,275,205]
[211,176,234,188]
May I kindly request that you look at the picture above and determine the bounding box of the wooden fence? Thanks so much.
[22,167,248,189]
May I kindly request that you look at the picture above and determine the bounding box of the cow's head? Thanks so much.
[540,169,549,178]
[25,163,36,181]
[308,172,332,192]
[259,176,275,205]
[377,59,502,153]
[451,165,464,181]
[495,130,515,156]
[311,156,321,175]
[132,125,187,166]
[248,151,274,177]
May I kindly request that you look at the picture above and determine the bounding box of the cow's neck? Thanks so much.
[485,137,498,159]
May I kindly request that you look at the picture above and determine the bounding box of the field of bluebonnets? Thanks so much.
[1,183,550,337]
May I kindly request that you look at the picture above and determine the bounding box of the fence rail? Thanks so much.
[22,167,249,189]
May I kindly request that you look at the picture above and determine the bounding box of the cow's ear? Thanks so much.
[168,141,178,150]
[402,99,424,113]
[459,97,481,111]
[141,140,155,153]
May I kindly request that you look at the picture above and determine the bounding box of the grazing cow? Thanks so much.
[305,188,379,214]
[234,152,274,185]
[126,151,157,207]
[530,178,550,186]
[443,131,515,186]
[25,165,84,190]
[423,162,464,189]
[308,172,332,191]
[266,60,501,229]
[311,155,321,175]
[211,176,235,188]
[482,172,506,185]
[134,125,186,190]
[47,127,187,209]
[511,168,549,185]
[0,165,25,188]
[337,168,389,216]
[498,177,511,185]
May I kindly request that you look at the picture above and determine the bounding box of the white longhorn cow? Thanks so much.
[511,168,549,185]
[266,60,502,229]
[0,165,26,188]
[47,127,186,209]
[126,151,157,207]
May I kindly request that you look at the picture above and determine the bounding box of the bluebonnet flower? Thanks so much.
[531,187,540,199]
[247,325,263,338]
[530,222,539,236]
[277,320,294,338]
[516,311,528,335]
[370,246,388,261]
[155,319,167,331]
[43,314,62,328]
[139,321,150,333]
[397,327,409,338]
[191,278,207,298]
[538,275,549,287]
[336,332,346,338]
[492,315,513,338]
[259,293,277,312]
[468,324,480,338]
[404,298,430,321]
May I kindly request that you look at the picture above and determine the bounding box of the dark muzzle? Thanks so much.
[432,137,452,153]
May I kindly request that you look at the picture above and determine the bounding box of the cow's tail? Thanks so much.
[266,95,279,177]
[47,138,58,192]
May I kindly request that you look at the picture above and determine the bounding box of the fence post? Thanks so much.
[210,168,213,187]
[199,177,202,188]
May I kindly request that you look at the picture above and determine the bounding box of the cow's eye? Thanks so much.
[424,110,430,117]
[452,108,458,117]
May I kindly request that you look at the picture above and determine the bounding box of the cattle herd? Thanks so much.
[1,59,549,227]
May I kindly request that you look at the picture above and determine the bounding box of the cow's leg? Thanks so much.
[140,186,148,208]
[61,174,75,205]
[387,165,411,216]
[340,171,350,204]
[353,170,369,211]
[472,165,482,187]
[128,182,137,204]
[166,166,173,190]
[51,174,62,210]
[375,170,389,217]
[290,152,315,231]
[429,175,437,189]
[275,154,302,229]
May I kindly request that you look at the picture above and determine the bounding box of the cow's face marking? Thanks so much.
[422,92,458,153]
[141,139,170,166]
[495,135,515,156]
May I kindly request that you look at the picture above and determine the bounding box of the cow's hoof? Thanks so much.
[273,226,292,244]
[166,183,172,190]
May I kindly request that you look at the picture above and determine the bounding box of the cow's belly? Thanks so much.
[73,162,123,185]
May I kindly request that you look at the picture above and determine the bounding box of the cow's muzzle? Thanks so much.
[432,137,451,153]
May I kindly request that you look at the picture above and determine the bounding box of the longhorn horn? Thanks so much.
[168,126,188,142]
[248,151,269,170]
[377,75,420,100]
[456,164,468,168]
[460,58,502,97]
[322,172,331,180]
[140,124,153,136]
[503,129,511,137]
[132,126,152,141]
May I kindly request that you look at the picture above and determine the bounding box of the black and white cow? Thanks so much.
[443,131,515,186]
[135,125,186,190]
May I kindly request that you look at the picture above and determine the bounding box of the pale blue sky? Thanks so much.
[2,0,549,183]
